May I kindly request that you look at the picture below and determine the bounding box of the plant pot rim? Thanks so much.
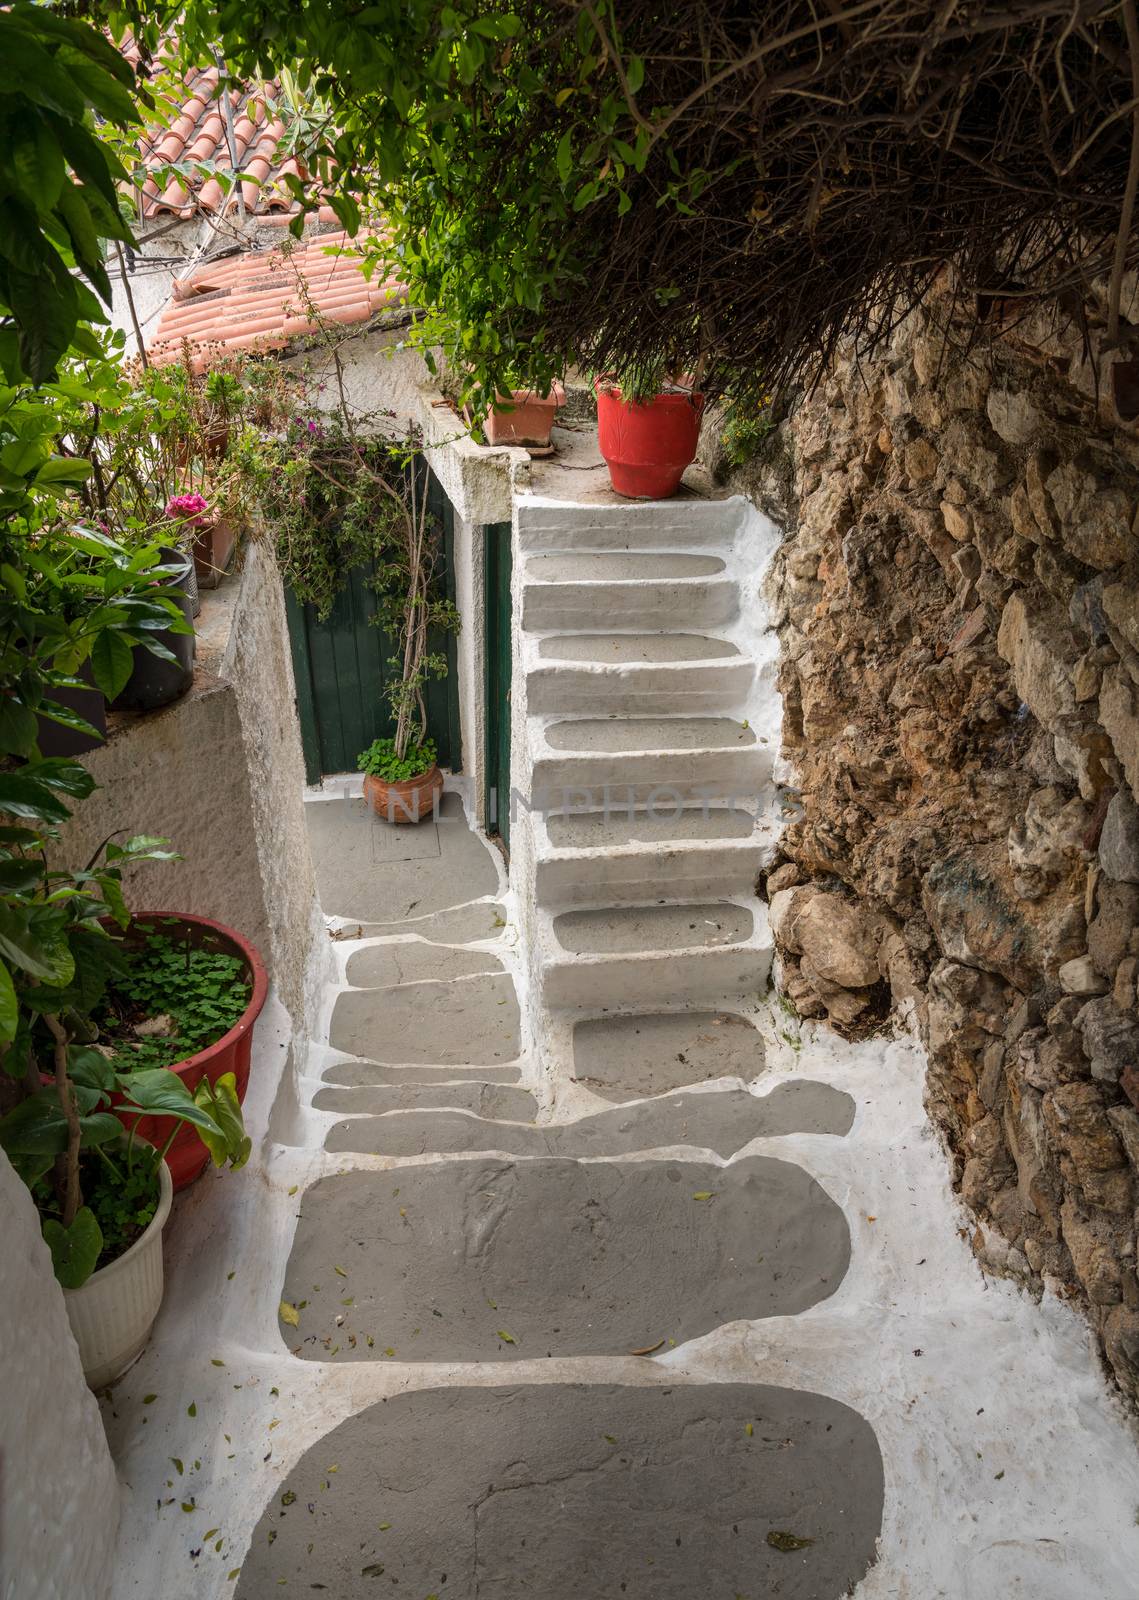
[594,378,704,406]
[64,1155,173,1298]
[363,763,442,790]
[492,381,566,407]
[103,911,270,1080]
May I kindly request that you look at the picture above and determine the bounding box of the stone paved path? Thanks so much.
[235,787,884,1598]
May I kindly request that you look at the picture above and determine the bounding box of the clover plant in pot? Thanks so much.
[0,828,252,1389]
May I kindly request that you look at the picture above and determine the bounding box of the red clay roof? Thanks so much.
[148,232,405,370]
[125,38,324,221]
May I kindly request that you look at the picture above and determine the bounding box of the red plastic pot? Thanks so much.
[111,913,268,1190]
[595,380,706,499]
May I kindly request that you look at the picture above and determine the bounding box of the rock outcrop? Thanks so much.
[743,292,1139,1404]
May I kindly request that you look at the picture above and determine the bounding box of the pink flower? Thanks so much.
[165,492,210,525]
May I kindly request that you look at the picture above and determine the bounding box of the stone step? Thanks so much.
[526,631,753,715]
[538,900,772,1009]
[324,1081,855,1157]
[572,1008,768,1101]
[529,718,769,806]
[521,551,737,631]
[515,492,747,550]
[281,1152,850,1361]
[236,1382,883,1600]
[328,972,521,1067]
[534,806,765,907]
[313,1080,538,1120]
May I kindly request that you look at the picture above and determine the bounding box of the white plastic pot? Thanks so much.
[64,1159,173,1389]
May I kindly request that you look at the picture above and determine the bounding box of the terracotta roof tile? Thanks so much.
[148,232,406,370]
[130,46,323,220]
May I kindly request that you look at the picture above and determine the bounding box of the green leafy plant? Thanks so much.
[720,394,777,469]
[358,736,437,784]
[95,929,251,1073]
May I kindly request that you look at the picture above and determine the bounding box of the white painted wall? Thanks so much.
[0,1154,119,1600]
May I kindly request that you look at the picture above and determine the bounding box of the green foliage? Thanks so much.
[358,736,437,783]
[95,931,251,1073]
[0,5,142,384]
[720,394,777,469]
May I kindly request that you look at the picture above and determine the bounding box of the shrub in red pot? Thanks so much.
[100,913,268,1190]
[595,378,705,499]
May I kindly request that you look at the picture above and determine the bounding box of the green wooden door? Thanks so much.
[285,467,462,784]
[484,521,512,849]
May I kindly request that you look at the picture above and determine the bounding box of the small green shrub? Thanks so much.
[96,930,251,1073]
[358,736,437,783]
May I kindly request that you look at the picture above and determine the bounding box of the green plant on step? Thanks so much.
[358,735,438,785]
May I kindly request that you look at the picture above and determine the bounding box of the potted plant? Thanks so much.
[7,1064,249,1388]
[165,489,236,591]
[595,371,706,499]
[0,812,252,1387]
[108,540,197,712]
[359,733,443,824]
[484,379,566,453]
[96,911,268,1189]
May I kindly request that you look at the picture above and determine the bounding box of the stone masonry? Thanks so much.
[739,289,1139,1405]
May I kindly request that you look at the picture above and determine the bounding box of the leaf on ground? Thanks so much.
[187,1402,197,1418]
[766,1530,814,1552]
[181,1500,196,1513]
[745,1422,754,1436]
[361,1566,385,1578]
[279,1301,300,1327]
[171,1458,184,1475]
[269,1419,281,1431]
[281,1490,297,1507]
[497,1329,515,1344]
[211,1358,225,1367]
[630,1340,664,1356]
[142,1394,158,1404]
[379,1521,391,1530]
[203,1528,219,1541]
[228,1570,241,1581]
[333,1265,347,1277]
[287,1185,298,1196]
[692,1191,715,1201]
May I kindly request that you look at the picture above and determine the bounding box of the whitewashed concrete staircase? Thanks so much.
[512,493,782,1012]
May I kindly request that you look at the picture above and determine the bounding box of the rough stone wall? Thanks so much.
[748,297,1139,1405]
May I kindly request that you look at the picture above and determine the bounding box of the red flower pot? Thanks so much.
[192,517,237,589]
[595,381,706,499]
[364,765,444,825]
[111,913,268,1190]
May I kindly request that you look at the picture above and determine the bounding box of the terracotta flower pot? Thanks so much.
[364,765,444,825]
[595,380,706,499]
[192,516,237,588]
[110,913,269,1191]
[64,1156,173,1390]
[484,383,566,451]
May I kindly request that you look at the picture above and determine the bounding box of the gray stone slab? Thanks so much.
[325,1083,852,1157]
[574,1009,767,1101]
[282,1153,850,1361]
[323,1057,522,1087]
[351,901,508,944]
[545,716,756,752]
[314,1081,538,1120]
[547,807,755,848]
[307,792,499,922]
[344,942,502,987]
[539,631,739,662]
[529,551,726,581]
[554,902,753,954]
[235,1382,883,1600]
[328,973,520,1065]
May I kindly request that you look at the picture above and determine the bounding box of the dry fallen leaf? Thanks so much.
[279,1301,300,1328]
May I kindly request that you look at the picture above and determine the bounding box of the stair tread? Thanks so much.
[545,807,756,849]
[526,552,725,581]
[544,716,756,752]
[536,632,739,663]
[552,902,754,955]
